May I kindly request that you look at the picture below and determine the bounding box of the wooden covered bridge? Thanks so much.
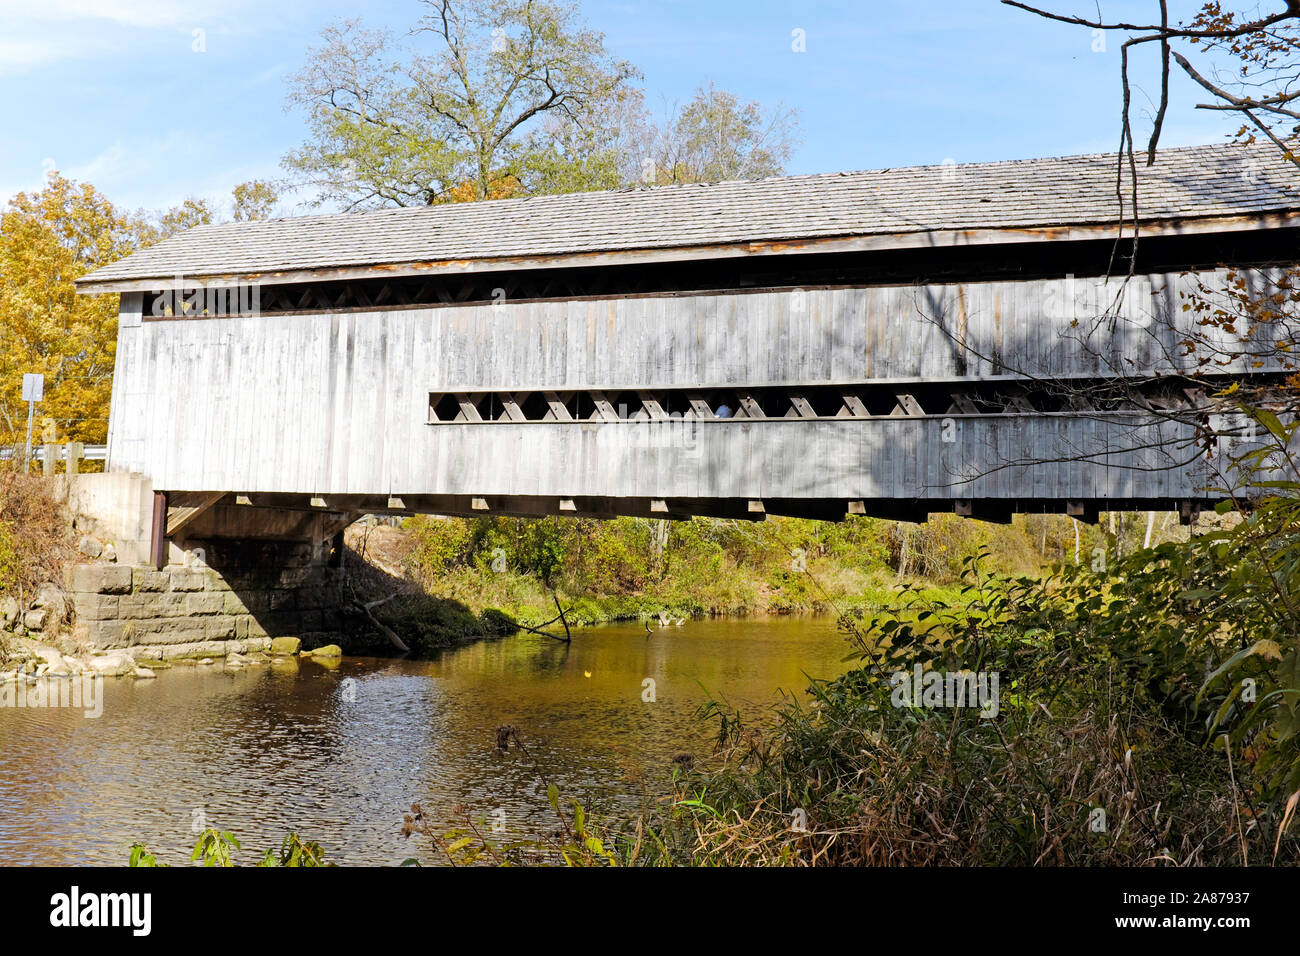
[76,142,1300,566]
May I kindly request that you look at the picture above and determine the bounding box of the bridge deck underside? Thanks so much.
[169,494,1219,537]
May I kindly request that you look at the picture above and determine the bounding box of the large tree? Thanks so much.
[283,1,801,206]
[231,179,280,222]
[284,0,639,207]
[521,83,800,192]
[518,85,654,194]
[153,179,281,240]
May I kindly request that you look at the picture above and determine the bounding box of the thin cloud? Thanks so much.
[0,0,224,30]
[0,0,257,73]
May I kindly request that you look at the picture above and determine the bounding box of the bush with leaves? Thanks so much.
[617,547,1298,866]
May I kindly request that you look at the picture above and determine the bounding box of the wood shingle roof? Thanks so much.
[78,141,1300,292]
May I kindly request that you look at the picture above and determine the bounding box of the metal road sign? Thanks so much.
[21,373,44,403]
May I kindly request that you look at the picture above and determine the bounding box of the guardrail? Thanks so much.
[1,444,107,462]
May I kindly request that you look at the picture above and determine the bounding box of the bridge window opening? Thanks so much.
[718,390,765,419]
[519,392,553,421]
[861,390,903,417]
[598,391,632,420]
[569,392,598,420]
[697,390,733,419]
[429,392,466,423]
[553,392,582,421]
[655,391,692,418]
[709,393,738,419]
[426,378,1237,425]
[808,391,849,418]
[485,392,516,421]
[1023,388,1070,414]
[750,388,784,418]
[964,394,1001,414]
[835,392,871,418]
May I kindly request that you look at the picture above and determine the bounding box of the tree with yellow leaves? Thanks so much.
[0,174,281,460]
[0,172,154,453]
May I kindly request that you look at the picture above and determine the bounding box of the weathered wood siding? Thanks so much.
[107,269,1261,499]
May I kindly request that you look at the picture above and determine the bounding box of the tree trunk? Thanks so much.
[650,519,669,576]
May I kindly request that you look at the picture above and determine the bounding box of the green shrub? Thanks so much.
[617,546,1300,867]
[399,506,1079,628]
[479,607,519,636]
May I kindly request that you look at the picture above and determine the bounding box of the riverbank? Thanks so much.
[392,563,970,629]
[92,501,1300,869]
[394,543,1300,868]
[1,470,1181,671]
[359,513,1086,632]
[0,473,522,668]
[0,633,345,685]
[599,513,1300,867]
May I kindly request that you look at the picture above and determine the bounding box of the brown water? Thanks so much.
[0,616,853,865]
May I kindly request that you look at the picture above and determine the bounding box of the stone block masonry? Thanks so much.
[63,539,347,660]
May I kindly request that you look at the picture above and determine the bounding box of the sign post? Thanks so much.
[21,373,43,471]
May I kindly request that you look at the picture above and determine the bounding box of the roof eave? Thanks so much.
[74,209,1300,295]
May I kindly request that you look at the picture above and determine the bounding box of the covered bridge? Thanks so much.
[76,141,1300,565]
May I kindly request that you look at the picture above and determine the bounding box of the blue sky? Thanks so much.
[0,0,1243,215]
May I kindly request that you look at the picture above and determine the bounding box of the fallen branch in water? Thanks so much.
[517,595,572,643]
[335,541,413,653]
[361,592,410,653]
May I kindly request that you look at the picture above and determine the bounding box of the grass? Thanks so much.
[0,471,71,606]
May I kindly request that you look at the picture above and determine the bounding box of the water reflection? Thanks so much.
[0,616,851,865]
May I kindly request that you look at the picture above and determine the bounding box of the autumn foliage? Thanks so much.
[0,172,154,450]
